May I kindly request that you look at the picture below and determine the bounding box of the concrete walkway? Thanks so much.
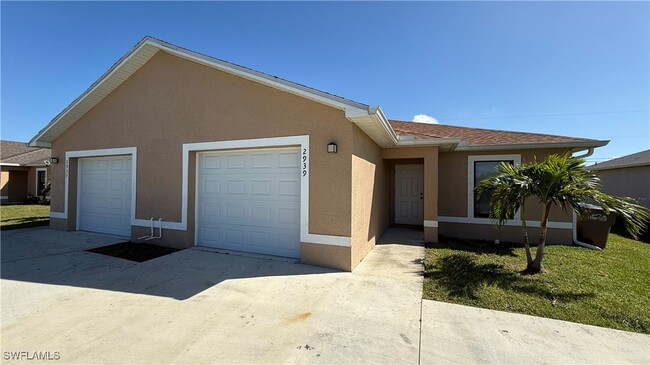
[421,298,650,364]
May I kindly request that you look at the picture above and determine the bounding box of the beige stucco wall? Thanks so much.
[1,168,29,203]
[438,148,574,244]
[301,243,351,271]
[439,148,574,222]
[350,124,389,269]
[49,51,354,252]
[1,170,9,200]
[595,166,650,210]
[440,222,573,245]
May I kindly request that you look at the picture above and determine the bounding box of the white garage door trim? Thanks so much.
[185,136,351,247]
[196,147,301,257]
[52,138,352,247]
[77,155,133,236]
[53,147,137,224]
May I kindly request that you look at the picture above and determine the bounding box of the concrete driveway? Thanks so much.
[2,228,649,364]
[1,228,423,364]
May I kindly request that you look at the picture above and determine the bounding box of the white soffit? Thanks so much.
[29,37,397,148]
[346,106,398,147]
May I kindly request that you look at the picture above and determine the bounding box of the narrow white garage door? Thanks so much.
[78,156,132,237]
[197,147,301,258]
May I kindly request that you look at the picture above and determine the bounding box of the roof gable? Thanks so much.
[29,37,396,148]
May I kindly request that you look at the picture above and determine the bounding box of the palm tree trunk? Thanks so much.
[520,200,533,266]
[530,202,552,273]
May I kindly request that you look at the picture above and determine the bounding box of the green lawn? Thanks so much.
[0,205,50,230]
[424,234,650,334]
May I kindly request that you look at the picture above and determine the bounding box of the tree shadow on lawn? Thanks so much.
[426,253,595,302]
[611,218,650,244]
[0,217,49,231]
[428,236,519,257]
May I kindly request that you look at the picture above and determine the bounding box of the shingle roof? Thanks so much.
[1,140,51,166]
[389,120,598,147]
[590,149,650,171]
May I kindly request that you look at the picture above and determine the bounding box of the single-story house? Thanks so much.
[1,140,51,204]
[28,37,608,271]
[590,149,650,210]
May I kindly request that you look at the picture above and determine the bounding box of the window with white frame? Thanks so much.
[36,168,47,196]
[467,155,521,219]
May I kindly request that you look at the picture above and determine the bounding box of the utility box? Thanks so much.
[576,203,617,249]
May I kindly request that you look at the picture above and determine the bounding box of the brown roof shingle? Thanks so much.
[389,120,597,147]
[1,140,51,166]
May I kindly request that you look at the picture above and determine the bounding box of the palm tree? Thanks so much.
[477,153,649,274]
[476,162,536,267]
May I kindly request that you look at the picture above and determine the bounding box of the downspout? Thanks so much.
[572,147,594,159]
[571,146,602,249]
[572,211,602,251]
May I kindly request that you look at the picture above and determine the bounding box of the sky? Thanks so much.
[2,2,649,163]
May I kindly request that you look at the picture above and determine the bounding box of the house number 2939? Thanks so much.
[302,148,308,177]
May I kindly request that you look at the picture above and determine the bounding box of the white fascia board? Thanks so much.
[0,163,21,166]
[368,106,399,145]
[28,141,52,148]
[454,140,609,151]
[346,106,399,147]
[393,137,462,148]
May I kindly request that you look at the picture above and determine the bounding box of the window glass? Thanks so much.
[37,170,46,194]
[474,160,513,218]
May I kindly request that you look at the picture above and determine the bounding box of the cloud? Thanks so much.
[412,114,439,124]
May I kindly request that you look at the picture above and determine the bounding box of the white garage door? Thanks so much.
[197,147,301,258]
[78,156,132,237]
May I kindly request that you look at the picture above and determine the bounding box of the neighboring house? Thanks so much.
[590,150,650,210]
[1,140,51,204]
[28,37,608,271]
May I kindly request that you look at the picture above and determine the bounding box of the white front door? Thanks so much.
[78,156,132,237]
[395,164,424,225]
[196,147,301,258]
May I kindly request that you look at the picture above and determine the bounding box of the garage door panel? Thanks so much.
[197,148,300,258]
[199,223,299,257]
[78,156,132,237]
[199,201,298,229]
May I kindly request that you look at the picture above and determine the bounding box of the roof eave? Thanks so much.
[386,137,462,151]
[28,141,52,148]
[346,106,399,147]
[453,140,609,151]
